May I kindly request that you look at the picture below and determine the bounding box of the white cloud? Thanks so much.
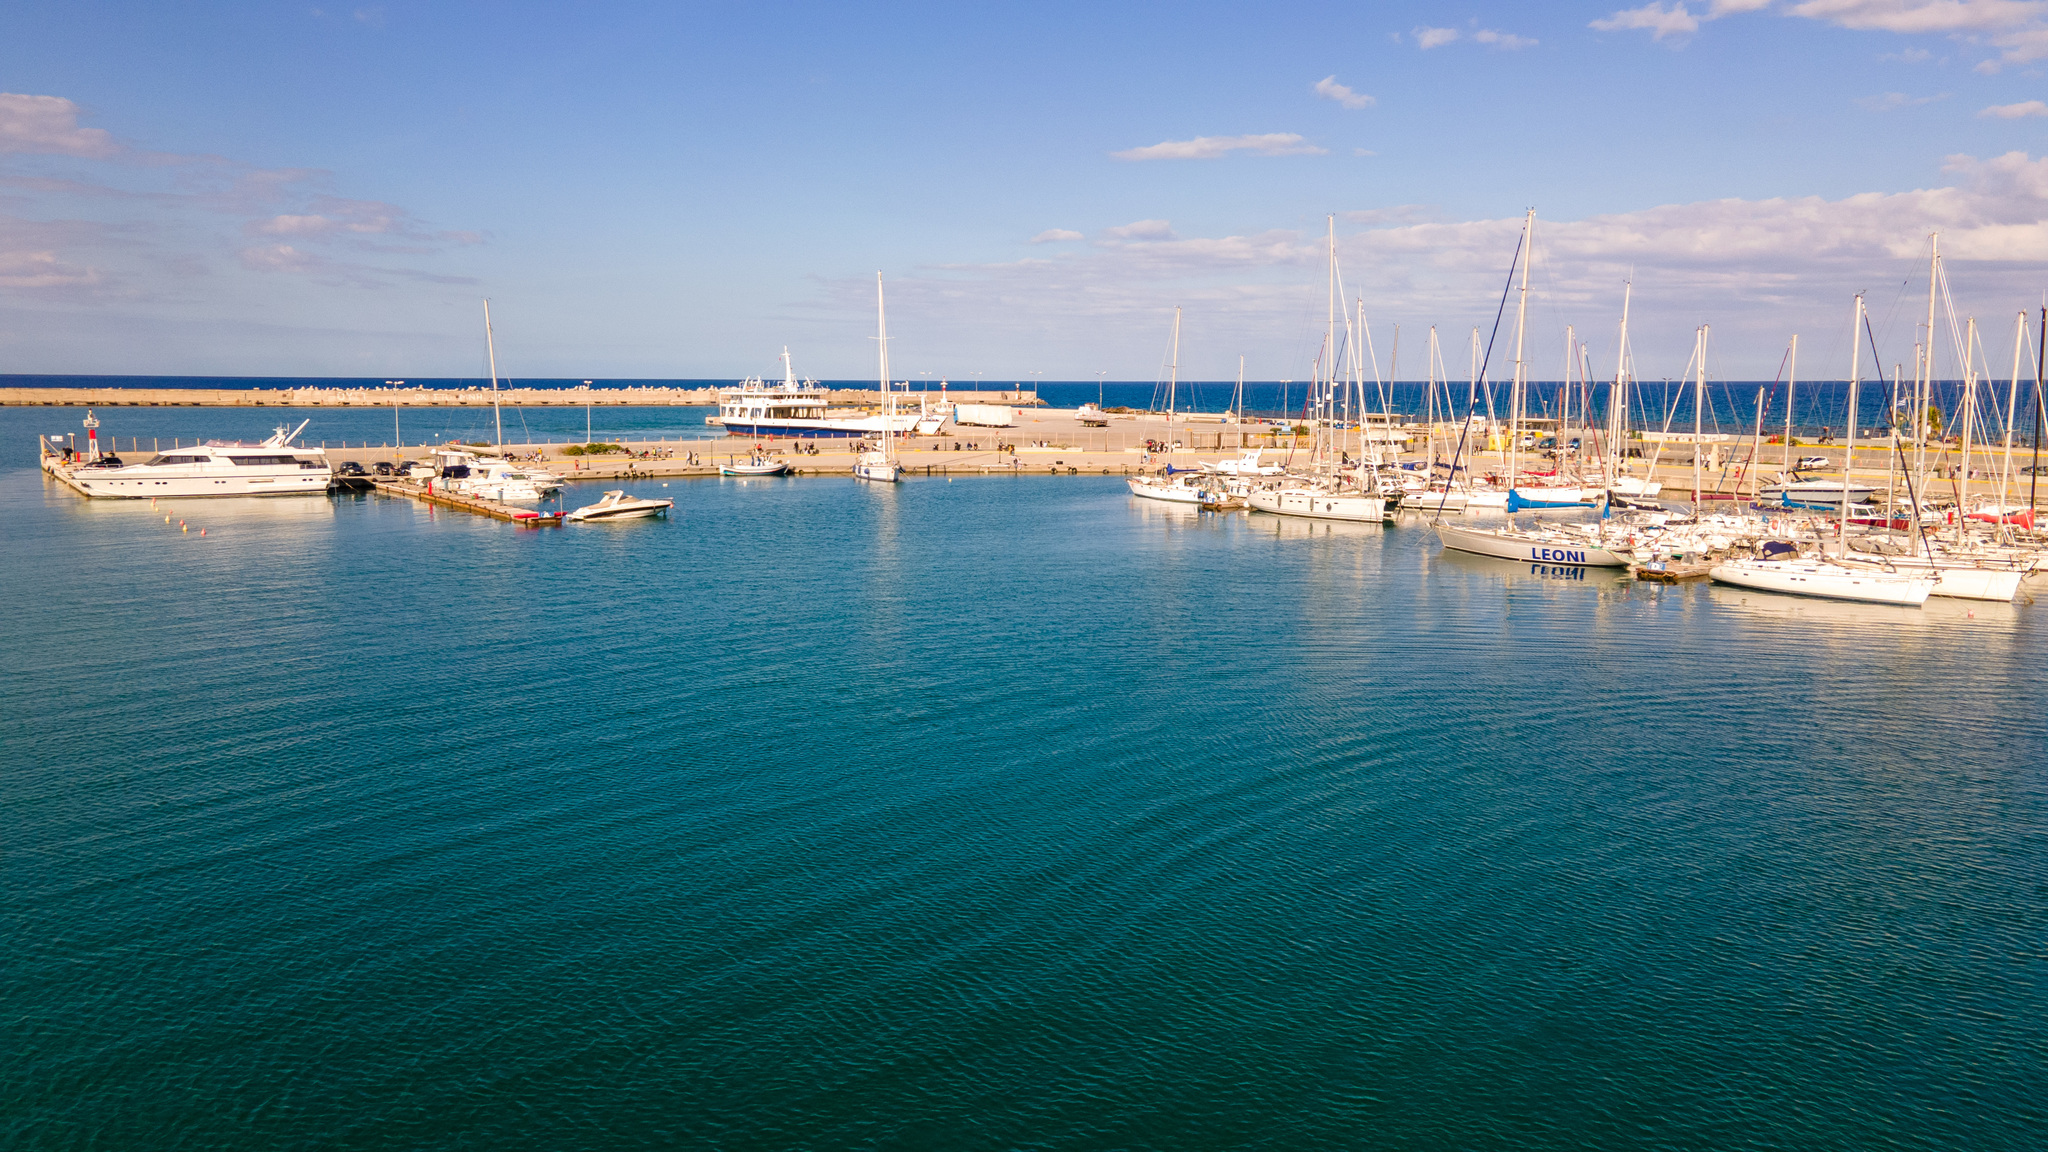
[1313,75,1375,109]
[1101,219,1178,241]
[1030,228,1084,243]
[1413,26,1461,48]
[1473,28,1539,48]
[0,248,102,289]
[0,93,119,158]
[1882,45,1936,58]
[1591,3,1703,40]
[1857,90,1950,108]
[1708,0,1775,13]
[1111,133,1327,160]
[1981,98,2048,114]
[844,152,2048,378]
[1787,0,2046,33]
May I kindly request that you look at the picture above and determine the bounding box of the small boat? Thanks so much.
[566,490,672,522]
[1128,473,1217,504]
[1708,558,1934,605]
[1401,488,1470,512]
[1758,473,1874,507]
[720,455,789,476]
[1507,487,1595,511]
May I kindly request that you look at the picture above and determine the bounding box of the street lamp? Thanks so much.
[386,381,404,458]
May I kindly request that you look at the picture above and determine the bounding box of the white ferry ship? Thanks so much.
[707,349,922,439]
[64,421,333,498]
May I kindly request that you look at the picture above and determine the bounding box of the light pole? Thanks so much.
[584,381,594,446]
[387,381,404,459]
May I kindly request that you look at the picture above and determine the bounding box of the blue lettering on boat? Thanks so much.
[1532,547,1590,564]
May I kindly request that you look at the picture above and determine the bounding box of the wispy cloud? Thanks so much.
[1595,1,2048,70]
[1312,76,1375,109]
[1111,133,1326,161]
[1981,98,2048,115]
[1412,25,1537,49]
[0,91,481,300]
[1030,228,1084,243]
[1857,90,1950,109]
[1473,29,1539,49]
[1591,3,1703,41]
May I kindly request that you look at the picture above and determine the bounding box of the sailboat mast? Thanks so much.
[1841,295,1863,550]
[1692,326,1706,507]
[1509,209,1533,496]
[1326,215,1337,473]
[2000,312,2025,524]
[1163,305,1181,462]
[876,272,893,461]
[483,298,503,448]
[1956,316,1978,541]
[1920,234,1939,477]
[1611,282,1631,485]
[1784,335,1797,474]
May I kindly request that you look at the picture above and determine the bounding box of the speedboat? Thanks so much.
[61,420,331,498]
[565,490,673,522]
[720,455,790,476]
[1758,472,1874,507]
[1708,558,1934,605]
[1205,449,1286,477]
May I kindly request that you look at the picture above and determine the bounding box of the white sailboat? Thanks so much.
[1130,307,1217,503]
[1248,215,1388,522]
[853,273,904,484]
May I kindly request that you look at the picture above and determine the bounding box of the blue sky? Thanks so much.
[3,1,2047,381]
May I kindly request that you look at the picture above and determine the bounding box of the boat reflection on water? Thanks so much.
[1711,582,2022,629]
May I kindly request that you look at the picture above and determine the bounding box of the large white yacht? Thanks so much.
[708,349,922,439]
[65,421,332,498]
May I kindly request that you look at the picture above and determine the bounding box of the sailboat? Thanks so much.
[1247,215,1388,522]
[1714,295,1938,605]
[852,273,904,483]
[1128,307,1218,503]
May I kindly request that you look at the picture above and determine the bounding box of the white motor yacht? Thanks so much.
[566,490,673,521]
[1205,449,1285,477]
[63,420,331,498]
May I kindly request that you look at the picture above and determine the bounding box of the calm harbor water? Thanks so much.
[4,406,2046,1149]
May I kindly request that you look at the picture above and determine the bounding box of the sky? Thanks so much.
[3,0,2048,382]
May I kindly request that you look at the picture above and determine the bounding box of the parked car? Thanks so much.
[336,461,367,477]
[372,461,395,476]
[1795,455,1829,470]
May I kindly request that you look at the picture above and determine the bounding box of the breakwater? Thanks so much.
[0,385,1038,408]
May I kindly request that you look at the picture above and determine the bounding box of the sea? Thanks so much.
[9,374,2034,446]
[4,400,2045,1150]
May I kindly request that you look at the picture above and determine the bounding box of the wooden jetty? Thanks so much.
[371,479,562,525]
[1632,559,1716,583]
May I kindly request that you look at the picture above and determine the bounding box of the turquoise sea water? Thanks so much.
[4,405,2045,1149]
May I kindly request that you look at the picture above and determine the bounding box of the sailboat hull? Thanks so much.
[1248,488,1387,521]
[852,462,903,482]
[1708,560,1934,605]
[1434,522,1630,567]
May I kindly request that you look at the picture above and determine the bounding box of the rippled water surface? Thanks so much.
[5,411,2046,1150]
